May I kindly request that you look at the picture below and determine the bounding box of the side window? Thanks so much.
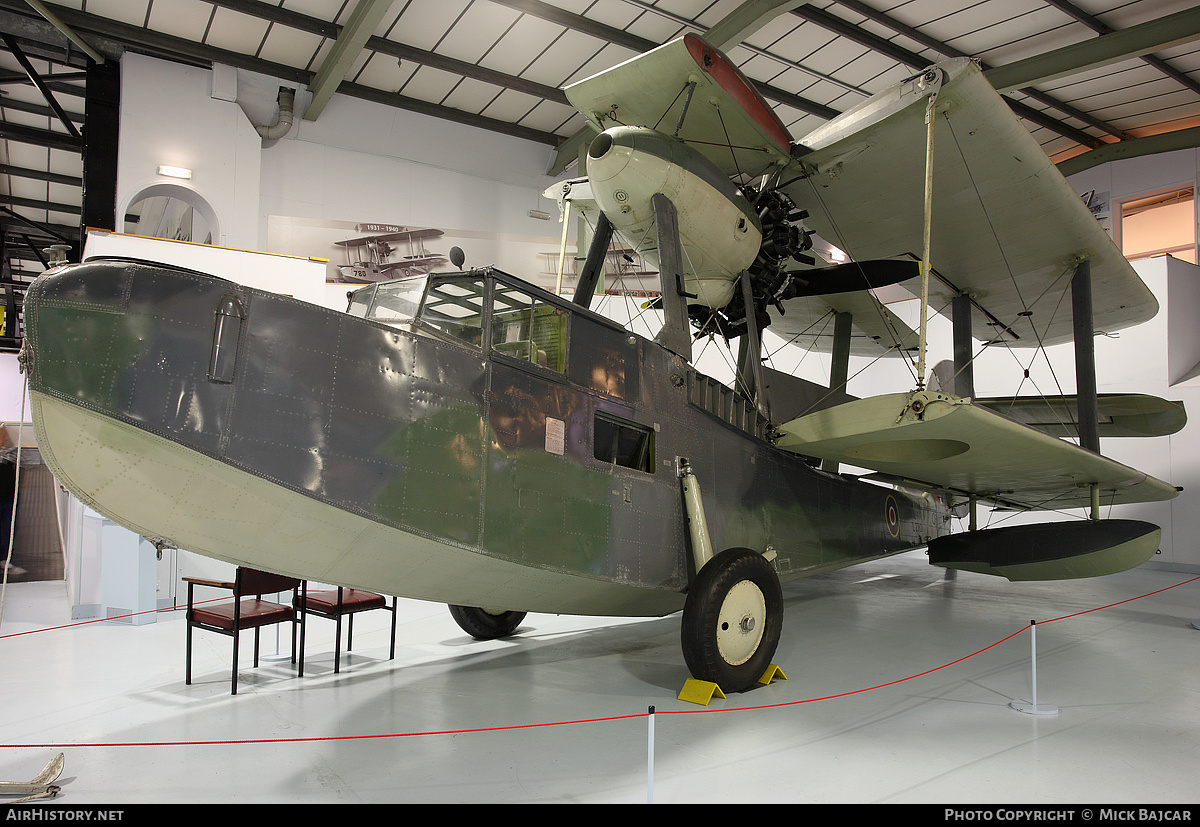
[418,278,486,347]
[594,412,654,473]
[491,285,567,372]
[568,316,640,401]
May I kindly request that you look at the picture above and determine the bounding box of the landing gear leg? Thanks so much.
[681,547,783,693]
[448,605,527,640]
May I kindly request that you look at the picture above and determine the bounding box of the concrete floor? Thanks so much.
[0,551,1197,804]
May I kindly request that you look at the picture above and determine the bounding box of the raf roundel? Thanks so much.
[885,495,900,538]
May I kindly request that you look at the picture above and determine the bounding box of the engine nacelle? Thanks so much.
[586,125,762,309]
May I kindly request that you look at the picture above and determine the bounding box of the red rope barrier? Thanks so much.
[0,598,219,639]
[1,574,1196,748]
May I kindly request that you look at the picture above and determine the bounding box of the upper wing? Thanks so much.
[781,58,1158,347]
[564,34,793,180]
[774,391,1179,510]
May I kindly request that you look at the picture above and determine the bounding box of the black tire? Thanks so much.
[681,548,783,693]
[448,605,527,640]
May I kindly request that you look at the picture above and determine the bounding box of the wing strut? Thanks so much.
[651,193,692,361]
[822,310,852,475]
[737,269,767,415]
[952,293,974,398]
[1072,259,1100,456]
[572,212,613,309]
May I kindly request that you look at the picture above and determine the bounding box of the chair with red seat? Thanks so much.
[184,567,302,694]
[297,584,397,675]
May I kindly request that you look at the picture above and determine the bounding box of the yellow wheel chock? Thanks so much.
[677,664,787,705]
[678,679,725,705]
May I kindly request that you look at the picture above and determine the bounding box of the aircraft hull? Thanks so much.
[30,390,679,616]
[22,258,945,617]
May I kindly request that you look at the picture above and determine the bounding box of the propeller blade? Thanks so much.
[782,259,920,298]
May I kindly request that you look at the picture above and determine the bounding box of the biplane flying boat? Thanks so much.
[333,227,447,283]
[19,32,1182,693]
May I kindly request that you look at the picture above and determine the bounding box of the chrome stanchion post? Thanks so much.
[1010,620,1058,716]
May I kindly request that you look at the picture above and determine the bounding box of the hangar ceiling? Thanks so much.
[0,0,1199,349]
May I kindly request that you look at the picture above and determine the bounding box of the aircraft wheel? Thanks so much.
[448,605,527,640]
[681,548,783,693]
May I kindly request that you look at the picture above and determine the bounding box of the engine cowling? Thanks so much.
[586,125,762,310]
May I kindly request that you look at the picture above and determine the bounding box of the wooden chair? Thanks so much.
[184,567,302,694]
[297,584,397,675]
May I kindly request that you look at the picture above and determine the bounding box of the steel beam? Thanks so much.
[1041,0,1200,96]
[21,0,105,64]
[984,5,1200,94]
[80,59,119,238]
[0,120,80,152]
[704,0,804,51]
[305,0,396,121]
[0,164,81,188]
[813,2,1113,147]
[1057,126,1200,177]
[2,33,80,138]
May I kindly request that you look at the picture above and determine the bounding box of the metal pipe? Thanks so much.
[22,0,106,64]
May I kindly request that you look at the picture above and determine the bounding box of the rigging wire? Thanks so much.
[795,172,921,388]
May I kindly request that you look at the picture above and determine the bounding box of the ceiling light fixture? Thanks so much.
[157,165,192,179]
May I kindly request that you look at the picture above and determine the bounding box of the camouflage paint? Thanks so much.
[22,259,946,609]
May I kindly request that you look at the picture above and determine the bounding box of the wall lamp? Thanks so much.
[157,165,192,179]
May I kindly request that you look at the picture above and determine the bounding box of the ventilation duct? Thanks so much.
[255,87,295,140]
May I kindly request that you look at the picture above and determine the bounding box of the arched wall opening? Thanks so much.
[121,183,221,245]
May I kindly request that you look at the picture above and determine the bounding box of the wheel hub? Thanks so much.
[716,580,767,666]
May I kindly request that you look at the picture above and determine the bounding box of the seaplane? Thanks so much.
[18,31,1183,695]
[333,226,447,283]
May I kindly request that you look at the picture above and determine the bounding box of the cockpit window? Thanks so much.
[491,285,567,372]
[346,276,427,325]
[347,275,486,349]
[418,278,487,347]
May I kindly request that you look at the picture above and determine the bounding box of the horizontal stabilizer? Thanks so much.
[773,390,1180,510]
[928,519,1160,581]
[974,394,1186,438]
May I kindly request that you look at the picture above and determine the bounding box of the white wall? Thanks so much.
[117,53,263,251]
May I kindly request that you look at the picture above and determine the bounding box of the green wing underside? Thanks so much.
[774,391,1179,511]
[782,57,1157,349]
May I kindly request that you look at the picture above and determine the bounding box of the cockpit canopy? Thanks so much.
[346,269,639,402]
